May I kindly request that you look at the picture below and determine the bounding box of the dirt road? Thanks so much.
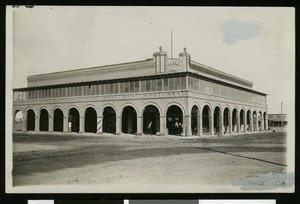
[12,132,289,192]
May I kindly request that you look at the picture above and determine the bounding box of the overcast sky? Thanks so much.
[8,6,294,114]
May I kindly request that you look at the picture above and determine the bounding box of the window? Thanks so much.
[141,80,146,92]
[114,83,119,94]
[110,84,114,94]
[130,81,134,93]
[146,80,151,92]
[134,81,139,92]
[169,78,175,90]
[181,77,186,89]
[175,77,181,90]
[125,82,130,93]
[157,79,162,91]
[164,78,168,90]
[151,79,156,91]
[120,82,125,93]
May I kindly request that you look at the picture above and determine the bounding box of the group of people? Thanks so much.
[168,120,182,136]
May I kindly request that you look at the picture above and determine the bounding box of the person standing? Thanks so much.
[147,121,152,135]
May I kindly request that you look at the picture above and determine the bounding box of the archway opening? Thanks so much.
[69,108,79,132]
[240,109,245,132]
[214,106,221,135]
[191,105,199,135]
[53,109,63,132]
[202,105,211,134]
[103,107,116,134]
[253,111,257,131]
[39,109,49,131]
[85,107,97,133]
[122,106,137,134]
[166,105,183,136]
[223,108,230,134]
[247,110,251,131]
[143,105,160,135]
[14,110,23,131]
[27,109,35,131]
[232,109,238,132]
[258,111,262,131]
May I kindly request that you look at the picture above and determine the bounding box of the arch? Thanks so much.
[14,109,23,131]
[191,105,200,135]
[26,109,35,131]
[141,102,162,116]
[85,107,97,133]
[240,109,245,132]
[232,108,238,132]
[164,102,185,116]
[166,105,183,136]
[39,109,49,131]
[37,106,50,117]
[213,106,222,135]
[53,108,64,132]
[122,106,137,134]
[258,110,263,131]
[223,106,230,134]
[51,106,65,117]
[246,109,251,131]
[202,104,211,134]
[101,103,118,116]
[68,108,80,132]
[84,104,99,116]
[103,106,116,134]
[143,105,160,135]
[119,103,139,117]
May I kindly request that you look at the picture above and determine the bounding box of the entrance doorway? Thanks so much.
[103,107,116,134]
[143,105,160,135]
[122,106,137,134]
[166,105,183,136]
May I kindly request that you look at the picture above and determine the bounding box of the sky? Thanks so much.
[8,6,295,114]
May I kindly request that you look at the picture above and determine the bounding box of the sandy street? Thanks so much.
[12,132,290,192]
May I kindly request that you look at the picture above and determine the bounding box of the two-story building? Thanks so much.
[13,47,268,136]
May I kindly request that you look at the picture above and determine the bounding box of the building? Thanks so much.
[12,47,268,136]
[268,114,287,130]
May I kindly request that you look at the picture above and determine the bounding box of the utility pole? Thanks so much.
[281,102,283,130]
[171,30,173,59]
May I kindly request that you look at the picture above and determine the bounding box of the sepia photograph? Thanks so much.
[6,6,295,193]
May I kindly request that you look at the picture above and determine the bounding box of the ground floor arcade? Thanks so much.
[13,98,268,136]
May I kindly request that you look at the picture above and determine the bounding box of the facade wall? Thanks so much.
[13,87,268,136]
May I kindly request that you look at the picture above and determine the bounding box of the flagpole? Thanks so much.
[171,30,173,59]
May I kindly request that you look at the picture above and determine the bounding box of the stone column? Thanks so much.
[116,116,122,135]
[261,117,265,131]
[22,117,27,132]
[237,116,240,133]
[35,115,40,132]
[160,115,166,136]
[219,116,223,136]
[228,117,232,134]
[256,116,259,132]
[183,115,191,136]
[244,115,247,133]
[137,115,142,136]
[250,116,253,132]
[265,115,268,130]
[79,116,85,133]
[197,115,202,136]
[97,116,103,134]
[209,116,213,135]
[63,116,68,132]
[48,115,53,132]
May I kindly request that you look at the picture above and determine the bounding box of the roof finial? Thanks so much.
[159,46,162,51]
[184,47,187,52]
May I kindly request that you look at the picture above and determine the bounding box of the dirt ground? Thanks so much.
[12,131,290,192]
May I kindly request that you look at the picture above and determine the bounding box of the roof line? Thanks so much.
[27,59,153,78]
[190,60,253,85]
